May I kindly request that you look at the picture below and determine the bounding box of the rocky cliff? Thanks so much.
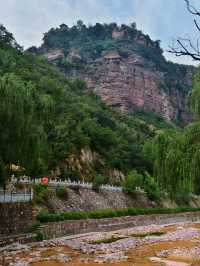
[78,54,192,123]
[31,22,195,124]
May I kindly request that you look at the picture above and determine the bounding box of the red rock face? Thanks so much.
[42,47,193,124]
[84,58,192,124]
[37,24,194,125]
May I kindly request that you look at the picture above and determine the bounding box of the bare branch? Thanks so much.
[184,0,200,16]
[168,38,200,61]
[168,0,200,61]
[194,19,200,32]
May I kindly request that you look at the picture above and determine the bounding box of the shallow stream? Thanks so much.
[2,222,200,266]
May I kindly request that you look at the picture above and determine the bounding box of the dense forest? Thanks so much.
[1,22,200,203]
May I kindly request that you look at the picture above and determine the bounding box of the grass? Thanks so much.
[89,235,126,244]
[131,231,165,238]
[37,207,200,223]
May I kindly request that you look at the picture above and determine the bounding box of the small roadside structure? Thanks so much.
[104,51,121,63]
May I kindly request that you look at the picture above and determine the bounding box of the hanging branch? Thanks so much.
[168,0,200,61]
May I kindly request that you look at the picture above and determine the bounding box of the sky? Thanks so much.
[1,0,200,65]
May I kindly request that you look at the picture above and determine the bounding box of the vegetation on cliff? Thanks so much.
[2,23,200,203]
[0,25,169,189]
[35,21,193,95]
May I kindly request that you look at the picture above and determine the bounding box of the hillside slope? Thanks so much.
[0,25,172,185]
[32,22,195,125]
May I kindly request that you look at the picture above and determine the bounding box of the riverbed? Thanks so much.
[2,221,200,266]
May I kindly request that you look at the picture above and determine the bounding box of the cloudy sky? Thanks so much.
[1,0,200,65]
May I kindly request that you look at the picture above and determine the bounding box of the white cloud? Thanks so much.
[0,0,199,65]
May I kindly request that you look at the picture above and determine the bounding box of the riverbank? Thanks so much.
[38,210,200,239]
[2,220,200,266]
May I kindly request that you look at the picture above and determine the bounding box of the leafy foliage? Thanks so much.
[145,67,200,200]
[33,184,49,204]
[143,172,161,201]
[123,170,143,196]
[56,186,69,200]
[123,170,161,201]
[0,24,21,50]
[92,175,107,192]
[1,25,194,204]
[37,207,200,223]
[0,26,170,185]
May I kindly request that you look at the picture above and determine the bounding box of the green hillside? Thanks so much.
[0,25,171,189]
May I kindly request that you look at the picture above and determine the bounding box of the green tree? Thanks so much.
[123,170,143,196]
[0,73,46,183]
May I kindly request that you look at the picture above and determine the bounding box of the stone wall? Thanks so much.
[40,211,200,239]
[45,187,200,213]
[46,188,154,213]
[0,202,34,236]
[0,233,36,247]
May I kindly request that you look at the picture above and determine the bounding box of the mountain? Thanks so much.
[31,21,195,125]
[0,24,173,186]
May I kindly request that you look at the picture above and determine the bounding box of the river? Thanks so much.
[2,221,200,266]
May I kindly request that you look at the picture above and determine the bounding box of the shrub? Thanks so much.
[123,170,143,197]
[35,232,44,241]
[56,186,69,200]
[33,184,49,204]
[62,211,88,220]
[92,175,107,192]
[37,207,200,223]
[143,173,161,201]
[89,235,126,244]
[88,209,117,219]
[175,188,191,206]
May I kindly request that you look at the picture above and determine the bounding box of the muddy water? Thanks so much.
[3,221,200,266]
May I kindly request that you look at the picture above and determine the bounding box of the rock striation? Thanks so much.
[32,23,195,124]
[65,47,194,124]
[83,55,193,123]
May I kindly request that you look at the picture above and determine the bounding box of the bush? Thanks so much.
[56,186,69,200]
[88,209,117,219]
[37,207,200,223]
[33,184,49,204]
[175,188,191,206]
[143,173,161,201]
[123,170,143,197]
[35,232,44,241]
[92,175,107,192]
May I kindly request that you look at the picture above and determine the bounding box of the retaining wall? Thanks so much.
[0,202,34,236]
[40,211,200,239]
[0,233,36,248]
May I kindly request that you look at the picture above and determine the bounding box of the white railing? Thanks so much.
[11,177,123,192]
[0,189,33,203]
